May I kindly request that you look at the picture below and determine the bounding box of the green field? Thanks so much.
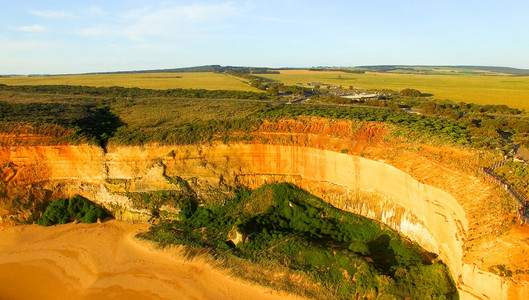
[0,72,259,92]
[260,70,529,111]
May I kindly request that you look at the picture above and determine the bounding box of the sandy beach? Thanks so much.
[0,220,303,300]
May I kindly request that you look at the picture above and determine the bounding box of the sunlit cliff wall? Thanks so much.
[1,142,528,299]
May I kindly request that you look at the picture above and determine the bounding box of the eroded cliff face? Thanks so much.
[1,119,528,299]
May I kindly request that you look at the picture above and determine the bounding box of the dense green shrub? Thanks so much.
[400,88,422,97]
[37,198,70,225]
[37,195,107,226]
[143,183,457,299]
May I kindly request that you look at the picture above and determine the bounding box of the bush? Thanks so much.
[37,195,107,226]
[348,241,370,255]
[400,88,422,97]
[179,199,198,220]
[37,198,70,226]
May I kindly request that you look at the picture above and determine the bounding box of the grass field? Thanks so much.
[112,98,263,127]
[384,67,511,76]
[260,70,529,111]
[2,69,529,111]
[0,72,259,92]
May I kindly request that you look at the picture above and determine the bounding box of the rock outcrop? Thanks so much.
[1,119,528,299]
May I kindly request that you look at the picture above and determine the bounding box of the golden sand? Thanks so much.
[0,221,302,300]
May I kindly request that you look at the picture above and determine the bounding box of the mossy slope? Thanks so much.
[144,183,457,299]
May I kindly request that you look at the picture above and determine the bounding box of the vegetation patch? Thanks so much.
[37,195,107,226]
[400,88,422,97]
[141,183,457,299]
[3,83,528,151]
[0,100,123,146]
[0,84,269,100]
[494,161,529,196]
[489,264,513,277]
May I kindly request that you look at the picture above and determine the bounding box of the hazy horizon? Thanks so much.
[2,0,529,74]
[4,64,529,77]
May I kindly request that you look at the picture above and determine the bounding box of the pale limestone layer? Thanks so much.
[1,143,528,299]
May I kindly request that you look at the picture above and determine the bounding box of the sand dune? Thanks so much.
[0,221,303,300]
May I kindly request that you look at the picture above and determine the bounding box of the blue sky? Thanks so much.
[1,0,529,74]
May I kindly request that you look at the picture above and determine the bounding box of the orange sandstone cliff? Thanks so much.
[1,118,528,299]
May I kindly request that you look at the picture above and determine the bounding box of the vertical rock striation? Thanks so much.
[1,142,528,298]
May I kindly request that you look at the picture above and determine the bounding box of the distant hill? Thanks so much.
[352,65,529,76]
[2,65,282,77]
[91,65,529,77]
[7,64,529,77]
[84,65,281,75]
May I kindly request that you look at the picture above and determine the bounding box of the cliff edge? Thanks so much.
[1,118,528,299]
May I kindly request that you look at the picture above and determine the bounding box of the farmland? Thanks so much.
[0,72,259,92]
[259,70,529,111]
[3,68,529,111]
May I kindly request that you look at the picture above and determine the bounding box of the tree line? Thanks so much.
[0,84,270,100]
